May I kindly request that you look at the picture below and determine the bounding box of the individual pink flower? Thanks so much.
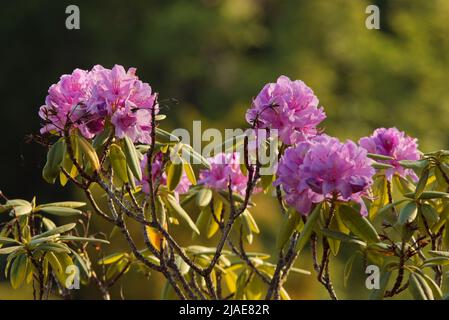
[111,106,152,144]
[359,127,420,181]
[199,152,250,196]
[275,135,375,216]
[246,75,326,145]
[139,153,191,195]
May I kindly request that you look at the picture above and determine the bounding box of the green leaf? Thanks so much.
[414,166,429,199]
[166,194,200,235]
[372,162,395,170]
[399,159,429,170]
[38,201,86,209]
[409,273,428,300]
[166,160,183,191]
[181,144,210,170]
[60,136,78,186]
[92,126,112,150]
[0,237,21,245]
[59,236,110,244]
[419,203,439,226]
[42,138,65,184]
[344,253,357,288]
[109,144,129,183]
[367,153,394,161]
[277,208,302,250]
[295,203,322,253]
[155,127,180,144]
[242,210,259,234]
[34,242,71,254]
[76,134,100,172]
[411,273,434,300]
[32,223,76,240]
[369,176,388,219]
[420,272,443,299]
[123,135,142,181]
[398,202,418,225]
[321,229,366,247]
[422,257,449,268]
[98,252,125,265]
[369,270,391,300]
[196,189,213,208]
[405,191,449,199]
[338,205,380,243]
[428,250,449,258]
[10,254,28,289]
[0,246,22,255]
[183,160,197,185]
[36,206,82,217]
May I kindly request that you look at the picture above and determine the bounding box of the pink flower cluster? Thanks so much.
[199,153,249,196]
[246,75,326,145]
[39,65,158,143]
[359,127,420,181]
[275,135,375,216]
[139,153,191,195]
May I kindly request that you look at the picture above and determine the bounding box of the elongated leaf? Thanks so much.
[43,138,65,184]
[77,134,100,171]
[196,189,213,208]
[166,161,183,191]
[32,223,76,239]
[414,167,429,199]
[123,135,142,181]
[59,236,110,244]
[296,203,322,253]
[0,237,21,245]
[183,160,196,185]
[145,226,163,251]
[38,201,85,209]
[277,208,302,250]
[155,128,180,143]
[321,229,366,247]
[409,273,428,300]
[98,252,125,265]
[367,153,394,161]
[405,191,449,199]
[344,253,357,288]
[36,206,82,216]
[339,205,380,243]
[419,203,439,226]
[166,194,200,235]
[181,144,210,169]
[399,159,428,170]
[242,210,259,234]
[10,254,28,289]
[109,144,129,183]
[372,162,395,170]
[420,272,443,299]
[0,246,22,255]
[428,250,449,258]
[422,257,449,267]
[398,202,418,225]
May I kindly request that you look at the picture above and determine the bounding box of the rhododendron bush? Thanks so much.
[2,66,449,300]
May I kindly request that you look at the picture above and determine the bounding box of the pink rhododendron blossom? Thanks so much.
[246,75,326,145]
[275,135,375,216]
[359,127,420,181]
[199,152,250,196]
[39,65,158,143]
[139,153,191,195]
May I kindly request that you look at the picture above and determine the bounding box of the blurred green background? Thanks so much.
[1,0,449,299]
